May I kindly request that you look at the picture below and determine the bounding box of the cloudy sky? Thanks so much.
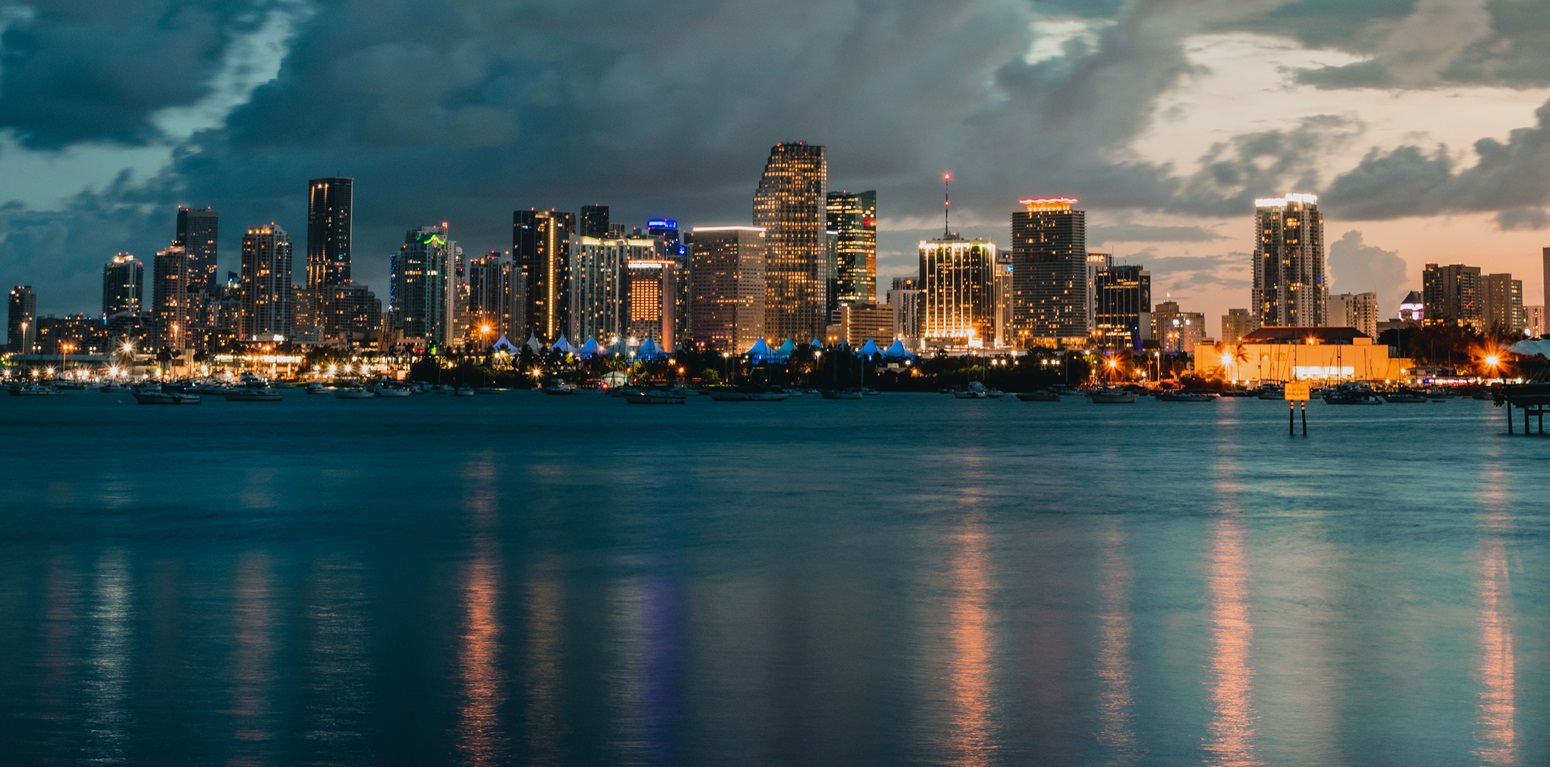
[3,0,1549,327]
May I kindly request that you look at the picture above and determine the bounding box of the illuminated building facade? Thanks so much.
[316,283,382,348]
[625,255,679,351]
[239,225,294,341]
[580,205,610,238]
[154,245,193,348]
[919,236,998,347]
[571,235,657,344]
[467,251,519,344]
[687,227,765,351]
[175,206,219,294]
[1398,290,1424,322]
[514,209,575,341]
[1012,198,1088,347]
[1202,327,1407,383]
[1482,273,1525,334]
[390,225,455,346]
[826,303,894,348]
[1328,292,1379,338]
[1093,264,1151,351]
[1526,305,1545,337]
[826,190,877,306]
[646,218,691,344]
[306,178,353,290]
[1252,194,1326,327]
[754,142,828,341]
[1422,263,1482,328]
[1221,308,1257,346]
[888,277,923,343]
[102,253,143,318]
[1152,300,1206,354]
[8,285,36,353]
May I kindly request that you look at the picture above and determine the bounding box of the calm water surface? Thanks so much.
[0,390,1546,766]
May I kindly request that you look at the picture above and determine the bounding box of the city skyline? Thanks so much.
[4,2,1550,327]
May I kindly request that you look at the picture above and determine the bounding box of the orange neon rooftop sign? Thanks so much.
[1019,197,1078,212]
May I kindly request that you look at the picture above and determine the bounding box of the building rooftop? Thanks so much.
[1240,326,1371,344]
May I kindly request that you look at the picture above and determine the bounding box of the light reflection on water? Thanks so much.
[0,393,1546,766]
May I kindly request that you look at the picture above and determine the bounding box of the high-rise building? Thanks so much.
[1152,300,1206,354]
[687,227,766,351]
[647,218,692,344]
[580,205,610,238]
[1482,273,1525,334]
[153,245,193,348]
[754,142,828,341]
[1093,264,1151,351]
[1421,263,1482,328]
[102,252,143,318]
[1221,308,1257,346]
[390,225,455,346]
[625,252,680,351]
[888,277,924,343]
[1012,197,1088,347]
[570,235,660,344]
[467,251,519,344]
[239,224,294,341]
[175,206,219,294]
[306,178,353,290]
[826,190,877,306]
[1526,305,1546,337]
[919,235,998,347]
[7,285,36,353]
[316,283,382,348]
[1328,292,1379,338]
[1086,252,1112,336]
[1252,194,1326,327]
[514,209,575,341]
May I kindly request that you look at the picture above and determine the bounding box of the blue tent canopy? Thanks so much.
[746,338,774,360]
[769,337,795,360]
[492,334,517,353]
[636,337,666,359]
[551,334,577,354]
[883,339,914,359]
[808,338,825,349]
[857,338,882,357]
[577,336,601,357]
[525,334,544,353]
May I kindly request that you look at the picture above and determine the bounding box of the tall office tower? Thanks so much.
[1482,273,1525,334]
[153,245,192,348]
[1251,194,1326,327]
[1012,197,1088,347]
[467,251,517,343]
[626,251,680,351]
[102,253,144,318]
[580,205,610,238]
[1085,252,1111,337]
[1221,308,1257,346]
[888,277,923,341]
[175,206,219,293]
[7,285,36,353]
[754,142,828,341]
[648,218,691,343]
[1152,301,1206,354]
[513,209,575,341]
[390,225,454,346]
[1093,264,1152,351]
[687,227,766,351]
[1525,305,1545,337]
[826,190,878,306]
[1421,263,1482,328]
[1328,292,1379,338]
[239,224,294,341]
[306,177,354,290]
[570,235,629,343]
[919,235,999,346]
[994,251,1014,347]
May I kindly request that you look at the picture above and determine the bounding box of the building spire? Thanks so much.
[943,172,951,238]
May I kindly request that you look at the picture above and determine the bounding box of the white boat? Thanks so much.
[223,387,283,402]
[953,381,1002,399]
[305,382,332,395]
[10,383,62,397]
[455,386,476,397]
[1089,388,1137,404]
[540,379,579,395]
[373,382,413,397]
[335,385,377,399]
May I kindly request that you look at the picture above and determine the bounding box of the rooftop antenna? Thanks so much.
[943,172,951,237]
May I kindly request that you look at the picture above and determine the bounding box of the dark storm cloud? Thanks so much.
[1172,114,1364,217]
[1323,96,1550,227]
[0,0,280,149]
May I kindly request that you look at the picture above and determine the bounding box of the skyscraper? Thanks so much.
[1422,263,1482,328]
[687,227,766,351]
[239,224,294,341]
[1012,198,1088,347]
[1093,264,1151,351]
[467,251,519,343]
[1252,194,1326,327]
[102,252,143,318]
[390,225,454,346]
[754,142,827,341]
[1327,292,1379,338]
[826,190,878,306]
[1482,273,1525,334]
[514,209,575,341]
[569,235,631,344]
[1221,308,1257,345]
[7,285,36,353]
[580,205,610,238]
[306,178,354,290]
[625,251,680,351]
[153,245,192,348]
[1152,301,1206,354]
[175,206,219,294]
[919,235,998,347]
